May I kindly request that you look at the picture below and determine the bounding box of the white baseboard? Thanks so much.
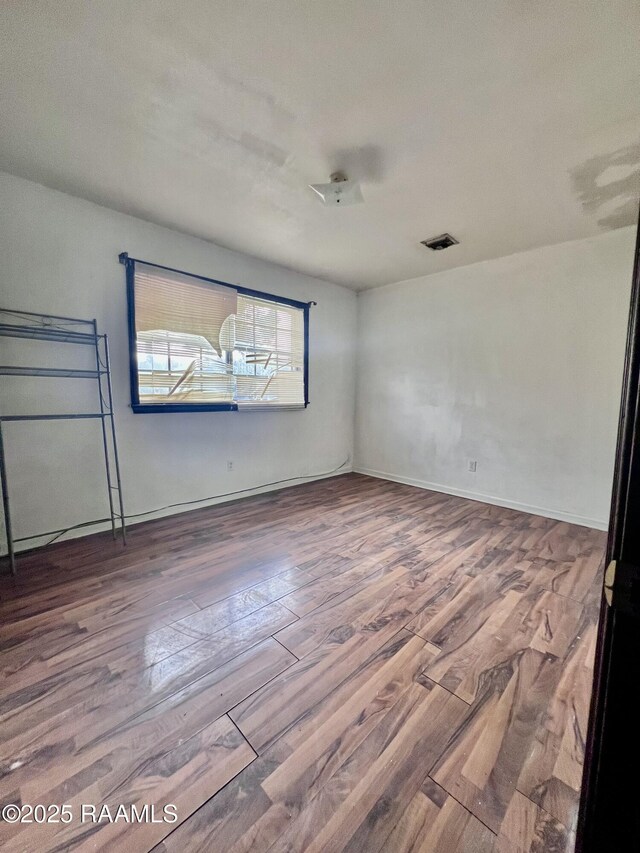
[8,466,354,555]
[354,466,608,531]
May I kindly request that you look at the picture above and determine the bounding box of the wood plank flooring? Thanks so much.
[0,473,605,852]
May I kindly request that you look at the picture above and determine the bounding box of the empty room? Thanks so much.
[1,2,639,851]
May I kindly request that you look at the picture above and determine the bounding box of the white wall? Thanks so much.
[0,171,633,552]
[355,227,636,529]
[0,172,356,551]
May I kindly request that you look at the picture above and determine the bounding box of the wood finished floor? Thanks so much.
[0,474,605,852]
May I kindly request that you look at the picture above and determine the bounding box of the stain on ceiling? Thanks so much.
[571,143,640,231]
[0,0,639,290]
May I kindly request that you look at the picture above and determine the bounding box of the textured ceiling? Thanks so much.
[0,1,639,289]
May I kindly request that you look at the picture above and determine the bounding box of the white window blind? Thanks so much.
[130,261,307,411]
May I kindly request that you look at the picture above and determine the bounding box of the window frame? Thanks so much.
[120,253,311,414]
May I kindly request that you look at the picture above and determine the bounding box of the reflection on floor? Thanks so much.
[0,473,605,852]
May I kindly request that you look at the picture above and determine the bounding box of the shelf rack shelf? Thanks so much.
[0,413,108,422]
[0,308,126,575]
[0,323,100,345]
[0,366,106,378]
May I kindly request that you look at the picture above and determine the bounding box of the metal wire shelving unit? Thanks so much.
[0,308,126,575]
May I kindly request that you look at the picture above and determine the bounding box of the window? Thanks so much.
[122,255,309,412]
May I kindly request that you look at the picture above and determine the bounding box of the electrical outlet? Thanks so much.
[227,461,234,471]
[468,459,477,473]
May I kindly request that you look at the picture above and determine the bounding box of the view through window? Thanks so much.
[127,260,308,411]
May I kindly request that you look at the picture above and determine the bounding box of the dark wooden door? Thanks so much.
[577,211,640,851]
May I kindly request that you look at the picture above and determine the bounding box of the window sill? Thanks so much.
[132,403,237,414]
[131,402,308,414]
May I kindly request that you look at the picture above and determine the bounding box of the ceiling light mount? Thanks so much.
[309,171,363,206]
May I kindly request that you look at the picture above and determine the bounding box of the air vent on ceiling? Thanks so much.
[421,233,459,251]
